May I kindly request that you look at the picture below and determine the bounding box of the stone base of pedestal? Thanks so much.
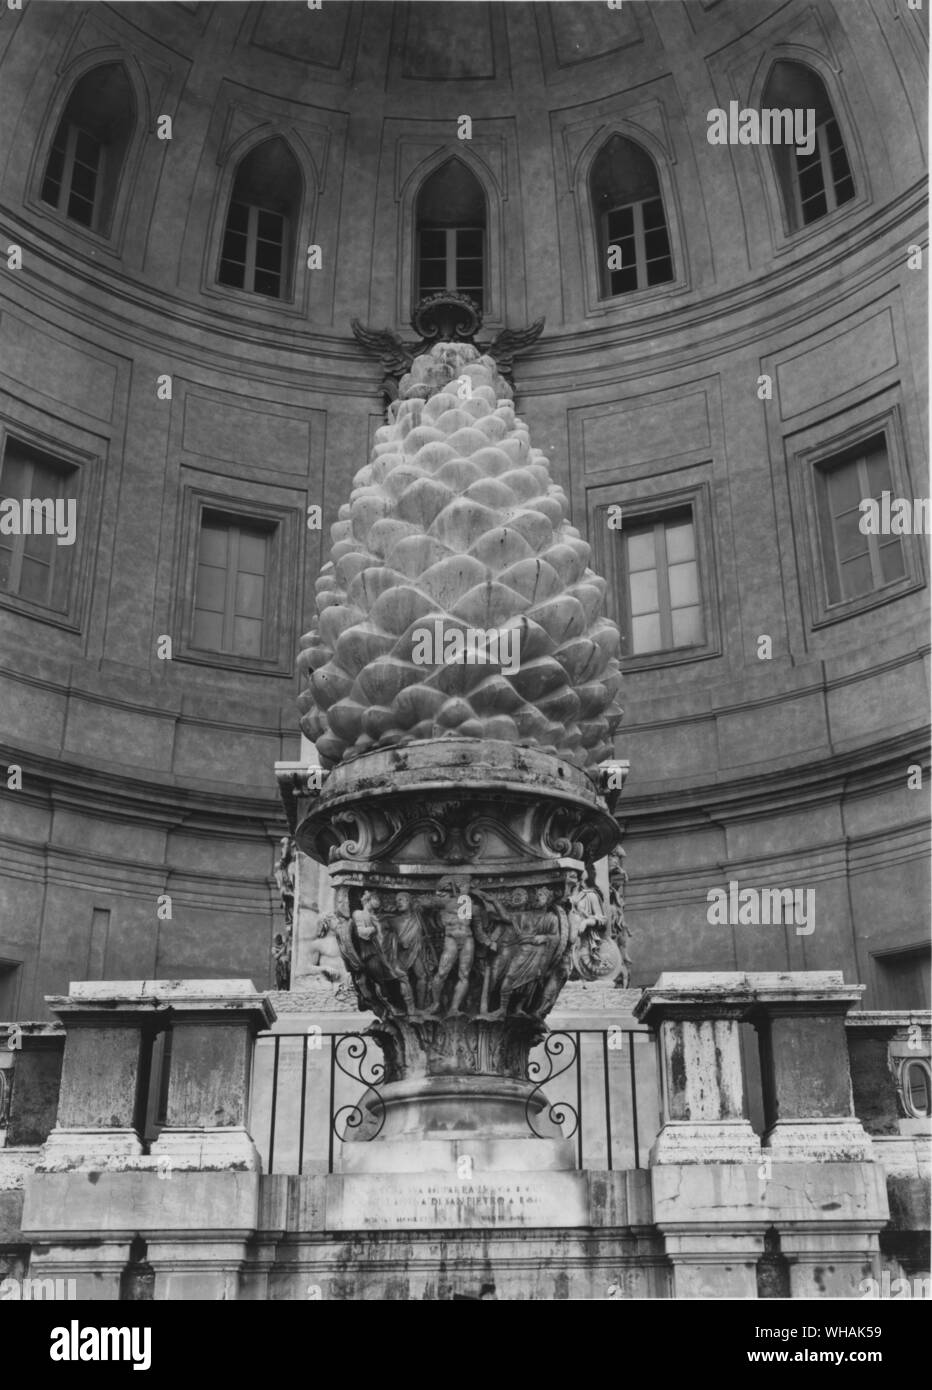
[149,1127,262,1172]
[37,1127,143,1171]
[650,1120,761,1164]
[340,1135,578,1174]
[763,1119,874,1162]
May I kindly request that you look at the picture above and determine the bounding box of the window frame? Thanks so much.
[207,134,307,311]
[592,482,722,671]
[30,58,142,254]
[619,508,704,657]
[599,196,674,298]
[173,488,299,675]
[752,55,868,253]
[0,427,95,632]
[416,224,485,309]
[41,121,107,231]
[218,198,291,301]
[790,117,856,230]
[791,410,925,631]
[191,509,276,660]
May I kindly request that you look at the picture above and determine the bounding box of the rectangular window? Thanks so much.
[604,197,673,295]
[417,226,484,310]
[815,437,905,606]
[41,123,103,230]
[219,201,286,299]
[794,118,855,226]
[0,439,77,611]
[621,510,703,655]
[191,512,274,659]
[873,947,931,1011]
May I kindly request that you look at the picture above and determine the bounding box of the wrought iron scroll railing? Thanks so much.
[251,1025,660,1175]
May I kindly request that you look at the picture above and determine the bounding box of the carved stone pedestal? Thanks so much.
[296,739,620,1171]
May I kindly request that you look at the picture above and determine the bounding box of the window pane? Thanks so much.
[219,259,246,288]
[801,191,828,224]
[0,543,12,589]
[0,453,30,496]
[671,604,703,646]
[194,564,226,613]
[797,163,825,200]
[22,528,55,561]
[834,177,855,206]
[668,559,698,609]
[253,270,281,297]
[625,530,655,572]
[826,461,861,513]
[69,160,97,201]
[419,262,446,290]
[67,192,95,227]
[864,448,893,498]
[221,228,247,262]
[237,530,269,574]
[192,608,224,650]
[255,238,283,273]
[226,201,249,234]
[419,229,445,258]
[235,572,265,618]
[610,266,639,295]
[628,568,659,617]
[838,552,873,599]
[878,538,905,584]
[456,229,482,257]
[74,129,100,167]
[607,206,634,238]
[256,209,283,242]
[646,256,673,286]
[665,520,695,563]
[644,226,670,260]
[834,513,869,564]
[199,523,229,567]
[631,612,661,654]
[233,615,263,657]
[641,198,665,231]
[18,554,52,604]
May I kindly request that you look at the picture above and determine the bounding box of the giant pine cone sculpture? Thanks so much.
[298,343,622,775]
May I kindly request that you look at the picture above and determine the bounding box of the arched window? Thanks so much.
[415,159,486,311]
[218,138,302,300]
[763,62,855,231]
[40,63,135,234]
[590,136,674,298]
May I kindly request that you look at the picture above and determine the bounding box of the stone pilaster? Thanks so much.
[748,972,873,1161]
[39,983,168,1168]
[149,981,275,1171]
[635,973,761,1163]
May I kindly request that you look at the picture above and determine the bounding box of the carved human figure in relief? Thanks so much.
[484,887,562,1019]
[536,878,580,1016]
[305,910,351,985]
[427,876,475,1016]
[608,851,632,989]
[353,889,416,1015]
[570,865,621,981]
[386,890,432,1010]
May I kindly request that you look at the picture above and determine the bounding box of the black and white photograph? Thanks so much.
[0,0,928,1338]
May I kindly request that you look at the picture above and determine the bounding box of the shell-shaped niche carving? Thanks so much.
[298,343,623,775]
